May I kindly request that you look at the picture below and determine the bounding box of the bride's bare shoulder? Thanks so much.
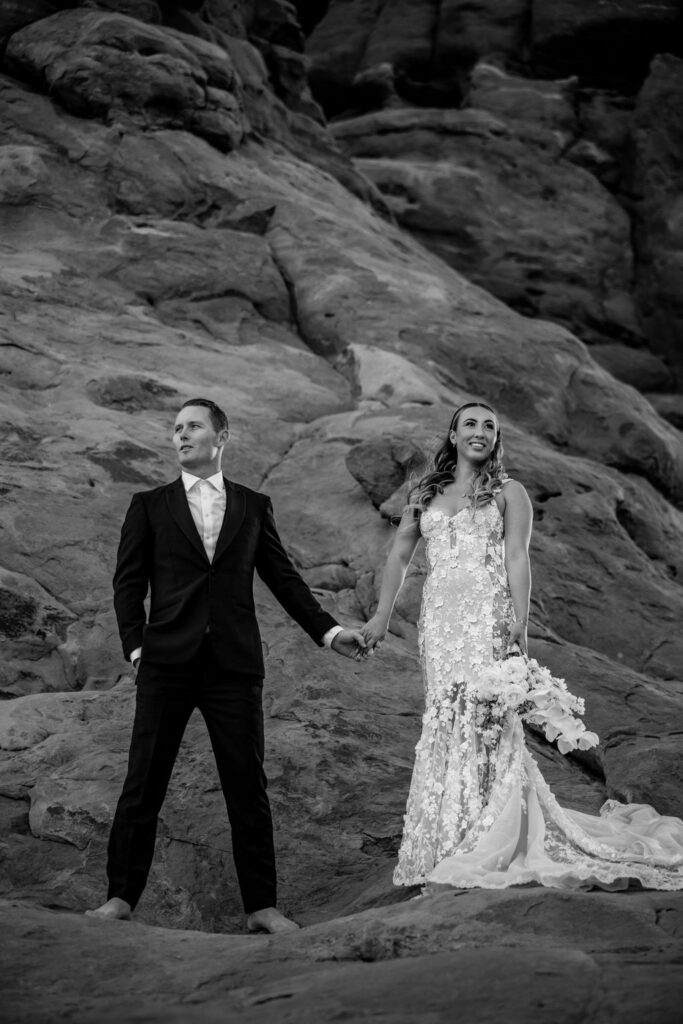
[495,479,531,513]
[500,478,529,498]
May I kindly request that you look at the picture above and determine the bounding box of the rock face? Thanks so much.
[630,55,683,386]
[529,0,682,89]
[306,2,683,400]
[3,891,683,1023]
[306,0,683,106]
[0,0,682,959]
[333,101,639,348]
[5,9,247,151]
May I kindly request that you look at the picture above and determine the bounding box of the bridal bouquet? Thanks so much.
[471,654,600,755]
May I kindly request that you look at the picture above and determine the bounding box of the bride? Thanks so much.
[361,402,683,891]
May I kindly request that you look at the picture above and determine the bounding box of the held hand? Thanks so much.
[331,629,368,661]
[360,615,388,653]
[508,620,528,656]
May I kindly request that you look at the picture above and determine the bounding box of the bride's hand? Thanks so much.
[361,615,388,652]
[508,620,528,656]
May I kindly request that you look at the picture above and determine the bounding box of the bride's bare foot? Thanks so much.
[85,897,132,921]
[246,906,299,934]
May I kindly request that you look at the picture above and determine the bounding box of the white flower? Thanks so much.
[505,658,528,685]
[503,681,529,708]
[471,653,600,756]
[577,730,599,750]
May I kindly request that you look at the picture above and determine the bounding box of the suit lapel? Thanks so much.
[166,478,208,562]
[213,478,246,563]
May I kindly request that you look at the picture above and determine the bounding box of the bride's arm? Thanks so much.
[361,508,421,648]
[502,481,534,653]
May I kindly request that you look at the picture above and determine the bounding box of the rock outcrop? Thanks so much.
[306,0,683,106]
[0,0,682,970]
[332,100,639,348]
[630,54,683,385]
[3,891,683,1023]
[305,0,683,408]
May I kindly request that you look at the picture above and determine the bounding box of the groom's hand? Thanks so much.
[331,629,368,661]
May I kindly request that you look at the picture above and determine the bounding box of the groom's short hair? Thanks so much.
[180,398,229,435]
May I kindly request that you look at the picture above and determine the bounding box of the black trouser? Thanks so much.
[106,637,276,914]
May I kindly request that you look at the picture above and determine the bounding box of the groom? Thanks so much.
[89,398,366,933]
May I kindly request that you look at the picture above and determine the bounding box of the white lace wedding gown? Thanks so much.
[394,500,683,891]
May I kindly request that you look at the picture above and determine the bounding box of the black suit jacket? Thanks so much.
[113,477,338,676]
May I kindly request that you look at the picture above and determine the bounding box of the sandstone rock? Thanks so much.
[433,0,529,68]
[646,394,683,432]
[341,343,455,409]
[270,43,325,122]
[306,0,421,115]
[248,0,305,53]
[86,375,181,414]
[240,0,327,124]
[591,343,674,392]
[306,0,681,114]
[164,23,240,92]
[349,62,406,112]
[0,567,78,698]
[530,0,681,90]
[29,777,119,850]
[263,157,683,503]
[302,4,680,397]
[630,54,683,387]
[0,0,58,43]
[346,436,423,509]
[0,57,385,228]
[466,61,578,135]
[68,0,163,19]
[5,9,247,151]
[578,89,634,152]
[203,0,248,40]
[0,144,49,204]
[0,690,88,752]
[3,892,683,1023]
[564,138,621,188]
[306,0,531,115]
[94,216,292,322]
[0,76,222,219]
[333,105,641,349]
[575,88,634,187]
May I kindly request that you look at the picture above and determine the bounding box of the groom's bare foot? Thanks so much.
[246,906,299,934]
[85,897,132,921]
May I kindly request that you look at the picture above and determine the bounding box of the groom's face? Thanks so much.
[173,406,226,476]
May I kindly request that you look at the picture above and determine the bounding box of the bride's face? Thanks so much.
[450,406,499,463]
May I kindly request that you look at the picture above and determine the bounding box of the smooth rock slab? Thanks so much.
[2,890,683,1024]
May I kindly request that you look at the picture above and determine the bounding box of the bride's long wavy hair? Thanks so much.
[406,402,508,518]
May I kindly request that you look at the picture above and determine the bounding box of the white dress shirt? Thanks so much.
[182,470,226,562]
[129,472,342,663]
